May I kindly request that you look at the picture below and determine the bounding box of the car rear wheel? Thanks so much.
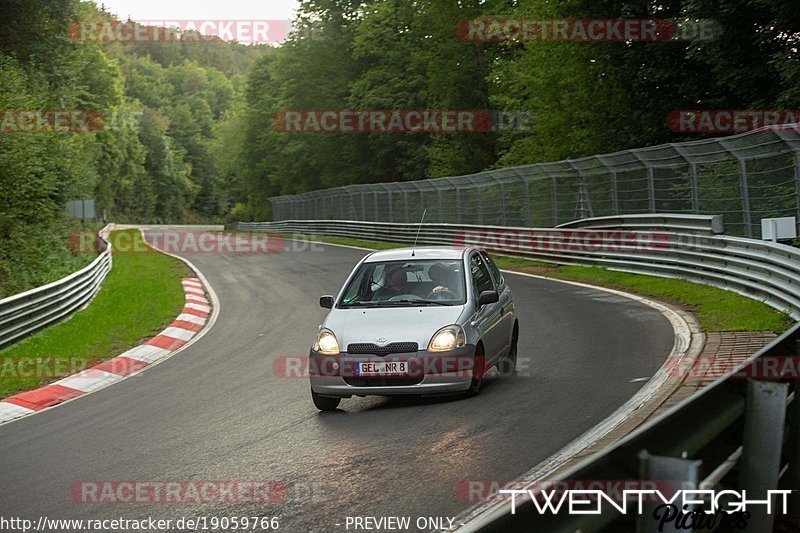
[497,323,518,377]
[311,389,341,411]
[466,344,485,397]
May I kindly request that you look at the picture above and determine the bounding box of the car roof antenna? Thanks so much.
[411,208,427,257]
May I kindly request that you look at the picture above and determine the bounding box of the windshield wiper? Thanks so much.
[383,299,451,306]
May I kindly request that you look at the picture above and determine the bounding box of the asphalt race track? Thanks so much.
[0,234,674,532]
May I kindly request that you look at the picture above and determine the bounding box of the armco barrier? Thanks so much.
[228,213,800,530]
[227,215,800,320]
[0,225,112,349]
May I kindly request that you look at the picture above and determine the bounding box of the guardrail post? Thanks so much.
[719,139,753,237]
[788,341,800,519]
[456,188,463,224]
[636,451,701,533]
[689,163,700,214]
[738,159,753,238]
[789,379,800,519]
[521,175,531,226]
[630,152,656,213]
[740,379,789,532]
[477,186,484,224]
[360,192,366,221]
[794,151,800,236]
[491,176,507,226]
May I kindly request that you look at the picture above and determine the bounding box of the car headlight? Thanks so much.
[428,325,466,352]
[313,328,340,355]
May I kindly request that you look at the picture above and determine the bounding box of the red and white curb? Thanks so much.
[0,277,211,424]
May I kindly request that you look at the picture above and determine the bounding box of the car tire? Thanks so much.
[465,344,485,397]
[311,390,341,411]
[497,323,518,377]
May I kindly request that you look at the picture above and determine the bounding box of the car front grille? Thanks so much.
[346,342,419,356]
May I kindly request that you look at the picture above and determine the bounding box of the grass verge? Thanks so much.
[0,229,189,398]
[274,233,792,334]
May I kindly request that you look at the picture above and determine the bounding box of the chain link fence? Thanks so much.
[269,124,800,238]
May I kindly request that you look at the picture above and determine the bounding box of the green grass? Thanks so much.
[269,233,791,334]
[0,229,189,397]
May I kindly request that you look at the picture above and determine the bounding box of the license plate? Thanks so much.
[356,361,409,375]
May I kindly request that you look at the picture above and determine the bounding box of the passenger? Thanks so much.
[374,265,408,300]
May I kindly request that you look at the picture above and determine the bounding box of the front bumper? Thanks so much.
[309,345,477,397]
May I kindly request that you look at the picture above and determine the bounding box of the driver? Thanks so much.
[428,262,458,298]
[374,265,408,300]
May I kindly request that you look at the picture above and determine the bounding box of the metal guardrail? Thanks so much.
[267,123,800,238]
[0,225,112,350]
[556,213,725,234]
[229,213,800,530]
[228,214,800,320]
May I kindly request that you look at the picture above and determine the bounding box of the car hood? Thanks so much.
[322,306,467,349]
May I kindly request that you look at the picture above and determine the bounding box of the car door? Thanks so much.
[469,251,504,366]
[481,251,515,356]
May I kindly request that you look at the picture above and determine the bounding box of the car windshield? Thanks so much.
[339,259,466,307]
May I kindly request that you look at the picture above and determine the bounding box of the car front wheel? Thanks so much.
[311,389,341,411]
[465,344,486,397]
[497,323,518,377]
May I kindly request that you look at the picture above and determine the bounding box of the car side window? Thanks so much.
[470,253,494,297]
[342,265,369,303]
[481,252,504,288]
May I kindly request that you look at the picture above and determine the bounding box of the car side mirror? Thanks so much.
[478,290,499,306]
[319,295,334,309]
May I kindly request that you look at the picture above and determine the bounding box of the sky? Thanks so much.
[96,0,300,24]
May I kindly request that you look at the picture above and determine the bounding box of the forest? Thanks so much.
[1,0,799,295]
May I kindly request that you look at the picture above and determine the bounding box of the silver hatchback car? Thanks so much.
[309,246,518,411]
